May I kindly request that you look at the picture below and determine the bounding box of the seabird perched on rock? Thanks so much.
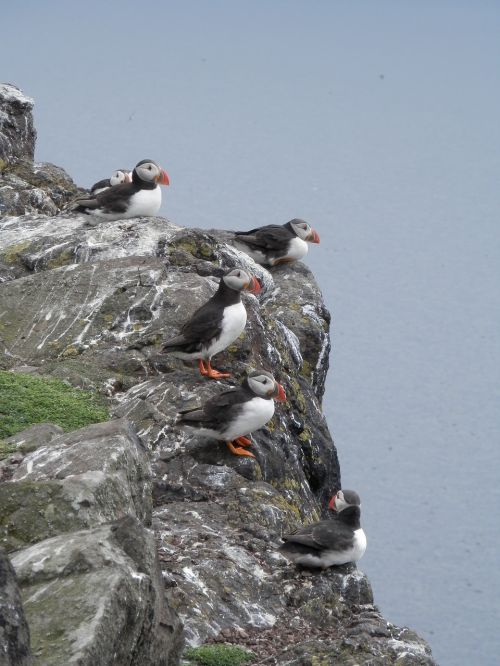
[73,159,169,220]
[177,369,286,457]
[90,169,132,195]
[279,489,367,568]
[233,218,320,266]
[161,267,261,379]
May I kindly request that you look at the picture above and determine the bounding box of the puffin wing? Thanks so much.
[162,299,223,353]
[74,182,134,214]
[283,520,353,551]
[179,387,249,431]
[235,225,292,252]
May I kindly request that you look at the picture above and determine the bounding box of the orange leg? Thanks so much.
[203,359,231,379]
[227,441,255,458]
[198,359,208,375]
[235,436,252,446]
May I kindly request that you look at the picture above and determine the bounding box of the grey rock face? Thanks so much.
[0,90,436,665]
[11,517,182,666]
[3,418,183,664]
[1,419,153,553]
[0,84,36,162]
[0,549,32,666]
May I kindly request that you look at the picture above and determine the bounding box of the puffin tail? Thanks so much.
[161,334,187,353]
[176,407,205,427]
[72,196,99,212]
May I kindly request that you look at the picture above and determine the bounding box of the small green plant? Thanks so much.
[185,644,254,666]
[0,440,18,460]
[0,371,109,438]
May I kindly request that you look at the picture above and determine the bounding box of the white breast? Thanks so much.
[91,186,162,221]
[223,396,275,440]
[124,186,162,218]
[271,236,308,265]
[207,301,247,357]
[320,528,367,567]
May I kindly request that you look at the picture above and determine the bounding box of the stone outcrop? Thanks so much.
[0,84,83,219]
[0,419,183,665]
[0,86,436,664]
[0,84,36,163]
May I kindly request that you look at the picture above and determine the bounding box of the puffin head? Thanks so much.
[133,159,170,185]
[328,489,361,513]
[222,268,262,294]
[110,169,132,186]
[247,370,286,401]
[289,219,320,244]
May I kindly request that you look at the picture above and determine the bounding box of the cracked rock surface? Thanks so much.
[0,85,436,665]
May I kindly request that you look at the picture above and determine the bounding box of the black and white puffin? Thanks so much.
[161,268,261,379]
[177,369,286,457]
[234,218,320,266]
[90,169,132,195]
[74,159,169,220]
[279,489,367,568]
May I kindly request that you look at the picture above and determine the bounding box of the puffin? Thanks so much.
[234,218,320,266]
[278,489,367,568]
[74,159,169,220]
[177,369,286,457]
[90,169,132,195]
[161,268,261,379]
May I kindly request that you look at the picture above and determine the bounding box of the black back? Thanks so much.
[90,178,111,194]
[234,222,294,253]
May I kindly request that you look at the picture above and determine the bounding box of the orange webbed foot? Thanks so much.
[204,360,231,379]
[227,441,255,458]
[235,436,252,446]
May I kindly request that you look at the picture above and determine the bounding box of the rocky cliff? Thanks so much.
[0,84,436,665]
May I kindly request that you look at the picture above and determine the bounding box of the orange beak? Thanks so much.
[273,382,286,402]
[328,494,337,511]
[156,169,170,185]
[246,275,262,295]
[124,172,132,183]
[307,229,320,244]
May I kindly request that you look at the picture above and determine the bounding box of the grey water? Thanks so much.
[4,2,500,664]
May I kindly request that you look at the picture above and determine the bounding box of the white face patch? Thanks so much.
[223,269,251,291]
[135,161,160,183]
[290,221,312,240]
[248,374,275,397]
[110,170,127,186]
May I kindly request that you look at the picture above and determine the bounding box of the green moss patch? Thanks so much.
[185,644,254,666]
[0,371,109,438]
[0,440,18,460]
[0,481,85,552]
